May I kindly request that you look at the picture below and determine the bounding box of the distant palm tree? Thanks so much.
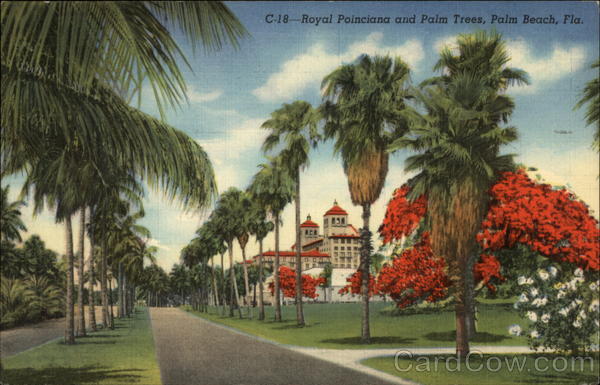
[262,101,320,326]
[319,263,333,303]
[212,188,249,318]
[322,54,413,343]
[574,59,599,151]
[0,186,27,242]
[248,156,295,321]
[247,200,274,320]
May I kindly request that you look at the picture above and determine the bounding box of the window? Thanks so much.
[334,246,338,250]
[341,218,345,224]
[324,218,328,226]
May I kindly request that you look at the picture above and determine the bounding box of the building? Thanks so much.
[253,200,361,270]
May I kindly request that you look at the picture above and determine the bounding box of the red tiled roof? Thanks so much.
[300,219,319,228]
[236,260,254,265]
[253,249,330,259]
[292,238,324,250]
[349,225,359,234]
[324,204,348,216]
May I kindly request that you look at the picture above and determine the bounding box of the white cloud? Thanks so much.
[433,34,458,53]
[198,118,267,190]
[187,87,223,103]
[507,40,586,94]
[252,33,425,102]
[432,36,587,94]
[147,237,171,251]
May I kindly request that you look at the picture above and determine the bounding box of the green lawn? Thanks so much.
[0,307,161,385]
[362,353,599,385]
[186,299,528,349]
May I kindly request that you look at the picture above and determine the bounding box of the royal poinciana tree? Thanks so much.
[368,169,599,313]
[269,266,325,300]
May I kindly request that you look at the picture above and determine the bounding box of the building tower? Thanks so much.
[323,200,348,237]
[300,214,319,246]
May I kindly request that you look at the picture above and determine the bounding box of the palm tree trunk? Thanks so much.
[227,241,242,318]
[360,203,372,344]
[258,239,265,321]
[240,246,252,319]
[100,243,109,328]
[274,213,282,322]
[77,208,86,337]
[294,167,305,326]
[232,267,242,318]
[118,262,124,318]
[220,252,226,316]
[210,257,218,313]
[108,275,114,329]
[87,234,97,332]
[64,215,75,344]
[454,260,470,358]
[465,255,477,339]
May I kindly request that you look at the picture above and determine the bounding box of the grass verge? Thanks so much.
[0,307,161,385]
[185,299,527,349]
[362,353,600,385]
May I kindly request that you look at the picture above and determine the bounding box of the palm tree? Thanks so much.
[574,59,599,151]
[2,2,247,169]
[212,188,249,318]
[247,200,274,320]
[319,262,333,303]
[0,185,27,242]
[390,31,527,358]
[321,54,413,343]
[248,156,295,321]
[262,101,320,326]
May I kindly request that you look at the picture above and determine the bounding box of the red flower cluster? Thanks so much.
[338,270,379,297]
[474,254,505,293]
[376,233,450,307]
[269,266,325,299]
[379,185,427,244]
[478,170,599,270]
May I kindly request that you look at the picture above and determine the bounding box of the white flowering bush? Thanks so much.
[511,264,599,354]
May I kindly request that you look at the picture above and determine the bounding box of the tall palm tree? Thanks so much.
[435,29,529,347]
[574,59,599,151]
[321,54,413,343]
[247,200,274,320]
[0,185,27,242]
[248,156,295,321]
[391,31,527,357]
[262,101,320,326]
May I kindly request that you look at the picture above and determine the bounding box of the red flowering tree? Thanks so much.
[338,270,379,297]
[371,169,599,308]
[269,266,325,299]
[478,170,599,270]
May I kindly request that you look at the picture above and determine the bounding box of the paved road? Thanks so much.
[150,308,398,385]
[0,317,64,358]
[0,306,115,358]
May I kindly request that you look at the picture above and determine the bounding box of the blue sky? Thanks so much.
[4,1,599,271]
